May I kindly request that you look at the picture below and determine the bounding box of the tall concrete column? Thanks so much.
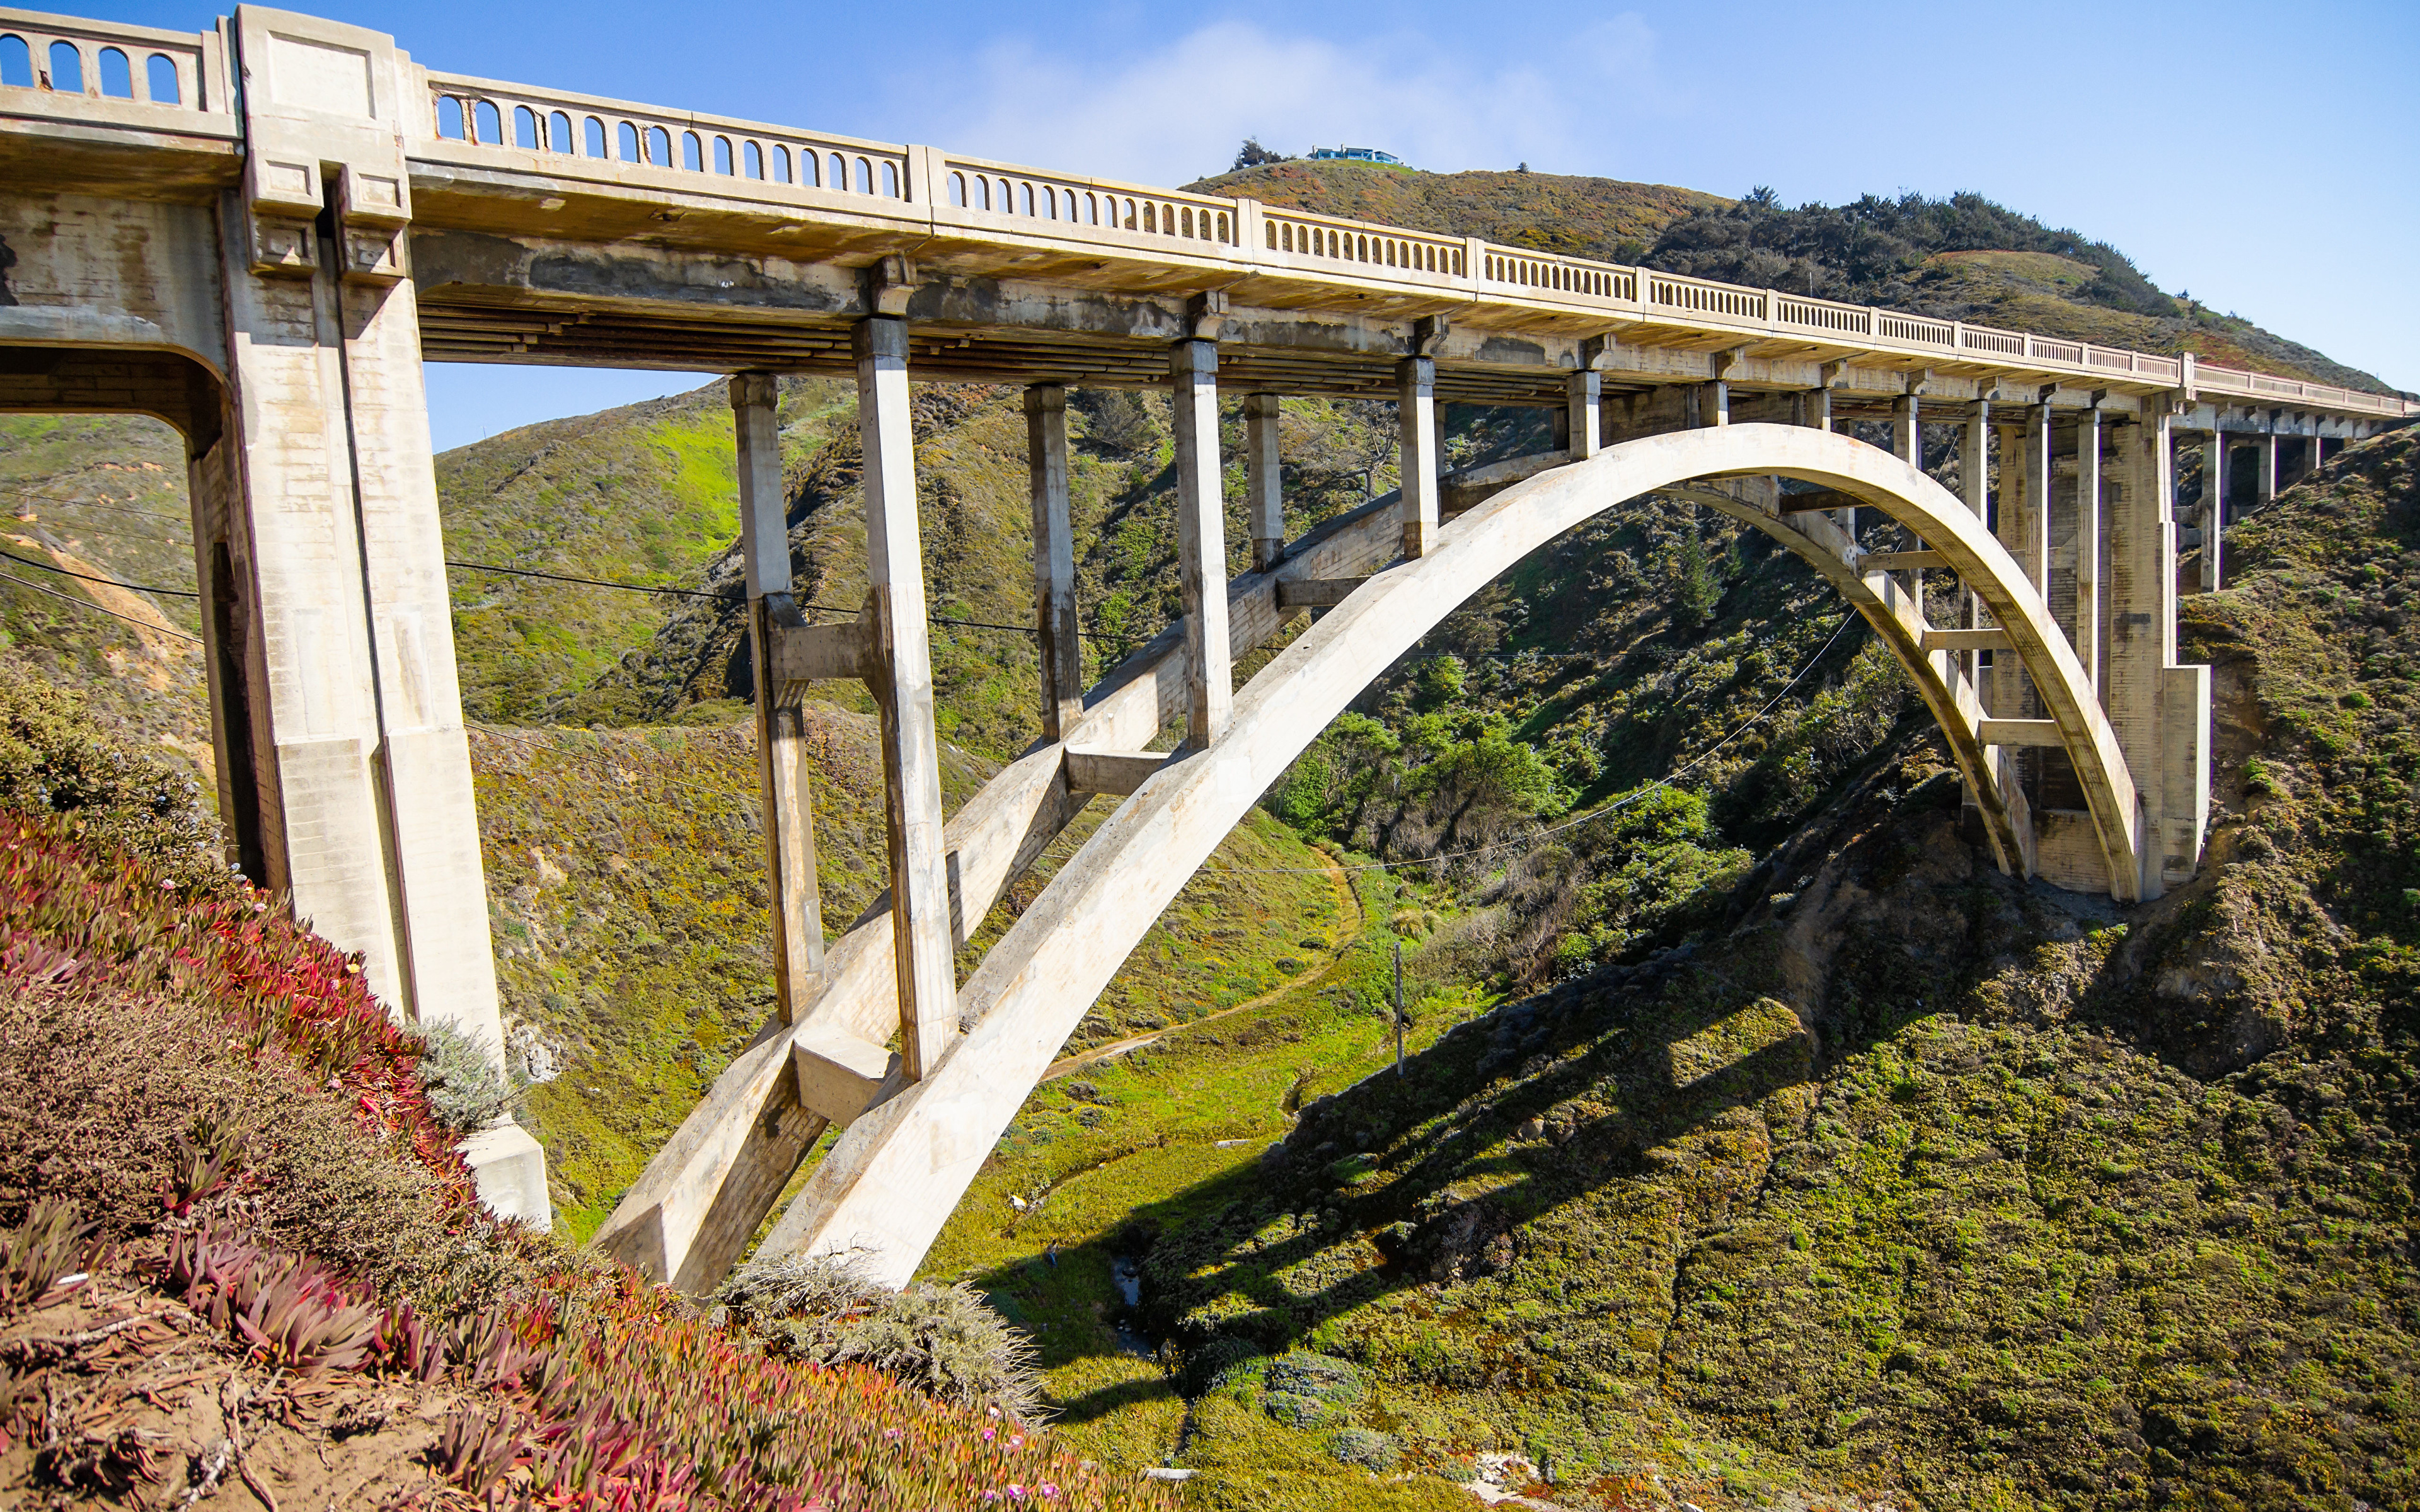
[1702,379,1731,428]
[1957,400,1991,656]
[1894,392,1920,466]
[855,317,955,1080]
[2075,405,2104,692]
[1398,357,1440,558]
[1566,370,1601,460]
[216,8,544,1226]
[2199,431,2227,592]
[1243,392,1285,571]
[1025,385,1083,739]
[2108,408,2206,897]
[2307,434,2327,480]
[1170,339,1232,745]
[2256,432,2278,507]
[2020,403,2054,594]
[732,374,825,1015]
[1800,387,1850,537]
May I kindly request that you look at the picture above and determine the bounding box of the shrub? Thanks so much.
[0,664,227,892]
[1328,1426,1399,1470]
[1265,1350,1364,1405]
[1262,1390,1335,1429]
[413,1017,516,1133]
[715,1252,1046,1422]
[1183,1334,1267,1394]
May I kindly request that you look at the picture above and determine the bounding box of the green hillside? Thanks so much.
[1189,159,1726,262]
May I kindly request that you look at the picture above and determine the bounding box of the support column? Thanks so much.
[1243,392,1285,572]
[733,374,824,1015]
[1398,357,1440,558]
[2307,434,2327,480]
[1956,399,1991,684]
[2075,405,2103,692]
[2256,432,2278,507]
[1702,378,1731,428]
[2020,402,2054,594]
[1894,392,1921,466]
[1025,385,1084,738]
[1170,339,1233,745]
[1566,370,1601,461]
[214,8,545,1227]
[2200,430,2227,592]
[1801,387,1850,537]
[855,318,956,1080]
[2109,407,2207,898]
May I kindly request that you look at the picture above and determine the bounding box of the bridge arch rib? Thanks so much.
[743,421,2143,1286]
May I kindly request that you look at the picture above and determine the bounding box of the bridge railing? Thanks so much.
[0,9,228,122]
[1481,247,1632,303]
[395,62,2414,421]
[932,149,1241,255]
[420,69,918,210]
[1257,205,1465,287]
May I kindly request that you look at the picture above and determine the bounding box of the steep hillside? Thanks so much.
[990,427,2420,1511]
[0,746,1166,1508]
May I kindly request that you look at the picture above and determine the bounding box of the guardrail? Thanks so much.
[0,11,2405,420]
[934,149,1240,253]
[422,70,913,205]
[0,9,226,117]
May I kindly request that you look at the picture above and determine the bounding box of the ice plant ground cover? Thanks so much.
[0,811,1176,1509]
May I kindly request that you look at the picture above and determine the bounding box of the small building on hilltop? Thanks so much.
[1306,145,1408,167]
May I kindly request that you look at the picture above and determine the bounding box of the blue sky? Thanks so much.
[89,0,2420,449]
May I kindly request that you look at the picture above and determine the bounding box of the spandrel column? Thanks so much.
[1170,338,1232,746]
[732,372,826,1015]
[856,317,956,1079]
[1025,384,1083,740]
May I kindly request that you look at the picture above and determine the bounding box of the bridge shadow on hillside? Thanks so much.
[973,756,2180,1430]
[968,941,1829,1429]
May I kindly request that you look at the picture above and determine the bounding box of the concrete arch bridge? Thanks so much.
[1,5,2408,1281]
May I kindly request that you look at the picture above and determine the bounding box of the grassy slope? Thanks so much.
[1189,161,1726,261]
[997,428,2417,1512]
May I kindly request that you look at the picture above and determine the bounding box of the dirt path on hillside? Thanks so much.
[1040,847,1367,1084]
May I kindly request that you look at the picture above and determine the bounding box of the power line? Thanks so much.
[0,568,200,643]
[444,557,1144,648]
[0,546,197,598]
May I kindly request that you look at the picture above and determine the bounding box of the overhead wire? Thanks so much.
[0,568,201,643]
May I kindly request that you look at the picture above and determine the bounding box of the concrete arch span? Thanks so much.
[736,421,2142,1286]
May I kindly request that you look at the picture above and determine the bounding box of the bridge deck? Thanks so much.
[3,7,2408,422]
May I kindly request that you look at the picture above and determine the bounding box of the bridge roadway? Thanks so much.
[2,5,2411,1276]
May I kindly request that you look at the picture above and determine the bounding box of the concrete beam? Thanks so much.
[734,376,827,1012]
[1244,392,1285,571]
[1064,747,1171,798]
[1276,576,1369,610]
[855,317,957,1081]
[1025,385,1083,740]
[1399,356,1440,557]
[1171,338,1233,745]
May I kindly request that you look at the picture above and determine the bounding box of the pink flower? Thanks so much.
[981,1494,1000,1504]
[1007,1436,1024,1451]
[982,1428,996,1442]
[884,1428,903,1441]
[1041,1485,1061,1500]
[1008,1486,1027,1501]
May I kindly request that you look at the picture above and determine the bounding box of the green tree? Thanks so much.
[1674,527,1720,629]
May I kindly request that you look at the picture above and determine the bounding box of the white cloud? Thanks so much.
[918,14,1685,188]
